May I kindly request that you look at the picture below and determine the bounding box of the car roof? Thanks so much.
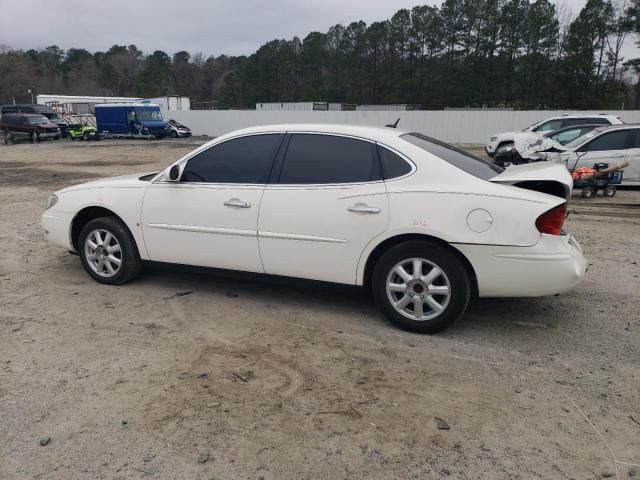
[225,123,405,142]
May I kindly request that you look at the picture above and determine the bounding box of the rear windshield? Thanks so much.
[401,133,502,180]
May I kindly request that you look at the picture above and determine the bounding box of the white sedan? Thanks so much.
[42,124,587,333]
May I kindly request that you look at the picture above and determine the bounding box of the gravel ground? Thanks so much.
[1,139,639,480]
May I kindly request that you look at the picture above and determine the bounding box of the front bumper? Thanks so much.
[454,234,587,297]
[37,131,60,139]
[42,210,74,250]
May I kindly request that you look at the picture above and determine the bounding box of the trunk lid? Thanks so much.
[489,162,572,200]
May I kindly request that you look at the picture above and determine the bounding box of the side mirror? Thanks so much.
[169,165,181,181]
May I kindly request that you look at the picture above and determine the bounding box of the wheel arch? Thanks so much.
[70,206,138,254]
[361,233,478,299]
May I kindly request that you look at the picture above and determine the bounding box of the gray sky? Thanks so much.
[2,0,632,58]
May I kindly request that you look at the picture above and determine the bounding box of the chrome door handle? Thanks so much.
[348,204,381,214]
[224,198,251,208]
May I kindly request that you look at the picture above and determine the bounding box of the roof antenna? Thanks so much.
[386,118,400,128]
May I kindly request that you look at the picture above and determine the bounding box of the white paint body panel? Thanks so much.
[258,182,389,284]
[42,123,587,299]
[140,183,264,272]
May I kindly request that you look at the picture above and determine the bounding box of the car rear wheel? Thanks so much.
[372,241,470,333]
[78,217,142,285]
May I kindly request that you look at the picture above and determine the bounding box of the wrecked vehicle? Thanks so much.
[493,125,601,168]
[485,114,622,157]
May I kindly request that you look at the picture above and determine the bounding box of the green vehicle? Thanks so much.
[67,122,100,141]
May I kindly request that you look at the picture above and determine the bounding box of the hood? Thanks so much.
[490,162,573,199]
[57,172,154,194]
[512,132,566,160]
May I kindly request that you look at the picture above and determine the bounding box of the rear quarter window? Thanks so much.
[401,133,502,180]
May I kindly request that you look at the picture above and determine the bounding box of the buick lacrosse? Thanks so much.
[42,124,587,332]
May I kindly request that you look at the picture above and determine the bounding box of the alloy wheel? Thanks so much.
[385,258,451,321]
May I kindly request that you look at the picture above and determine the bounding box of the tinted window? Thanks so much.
[585,117,611,125]
[533,119,563,132]
[401,133,501,180]
[582,130,630,152]
[377,145,412,179]
[627,129,640,148]
[20,107,35,113]
[279,134,379,184]
[182,134,284,184]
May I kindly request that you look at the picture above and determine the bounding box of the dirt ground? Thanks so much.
[1,139,639,480]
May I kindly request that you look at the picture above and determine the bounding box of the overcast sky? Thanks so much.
[2,0,632,58]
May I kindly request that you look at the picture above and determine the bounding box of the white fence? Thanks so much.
[165,109,640,144]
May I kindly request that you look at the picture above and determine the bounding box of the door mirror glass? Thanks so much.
[168,165,181,181]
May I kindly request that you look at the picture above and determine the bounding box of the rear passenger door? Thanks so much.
[258,133,389,284]
[571,129,631,173]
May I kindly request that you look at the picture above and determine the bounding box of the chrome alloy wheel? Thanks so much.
[84,229,122,278]
[385,258,451,321]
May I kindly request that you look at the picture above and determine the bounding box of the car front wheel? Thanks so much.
[78,217,142,285]
[372,241,471,333]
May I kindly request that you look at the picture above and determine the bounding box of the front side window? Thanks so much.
[401,133,501,180]
[182,134,284,184]
[581,130,630,152]
[278,134,379,184]
[28,115,49,124]
[136,109,163,121]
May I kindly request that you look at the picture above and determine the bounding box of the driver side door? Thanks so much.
[140,133,284,272]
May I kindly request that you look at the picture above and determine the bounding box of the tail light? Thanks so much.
[536,203,566,235]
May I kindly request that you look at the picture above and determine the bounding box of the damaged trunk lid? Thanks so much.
[489,162,572,200]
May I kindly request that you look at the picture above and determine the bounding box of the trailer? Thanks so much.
[95,103,168,139]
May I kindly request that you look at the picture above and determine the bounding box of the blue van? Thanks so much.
[95,103,167,138]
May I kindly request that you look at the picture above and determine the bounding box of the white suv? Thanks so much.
[485,114,623,157]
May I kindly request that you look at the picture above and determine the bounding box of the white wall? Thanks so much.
[163,109,640,143]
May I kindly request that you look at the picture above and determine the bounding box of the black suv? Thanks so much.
[0,104,67,137]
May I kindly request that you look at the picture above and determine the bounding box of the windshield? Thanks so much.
[43,112,62,122]
[136,108,163,121]
[401,133,502,180]
[563,127,608,150]
[28,115,49,124]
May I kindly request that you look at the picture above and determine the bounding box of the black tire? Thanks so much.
[581,186,595,199]
[170,130,178,138]
[603,185,616,197]
[95,133,101,141]
[83,132,91,141]
[29,132,34,142]
[78,217,142,285]
[35,132,41,142]
[372,241,471,333]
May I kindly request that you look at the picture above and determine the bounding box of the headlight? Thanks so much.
[490,136,497,142]
[46,194,58,210]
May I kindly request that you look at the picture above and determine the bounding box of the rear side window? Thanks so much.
[377,145,412,179]
[582,130,630,152]
[401,133,501,180]
[182,134,284,184]
[533,119,563,132]
[279,134,380,184]
[584,117,611,125]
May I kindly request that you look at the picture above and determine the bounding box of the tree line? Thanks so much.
[2,0,640,109]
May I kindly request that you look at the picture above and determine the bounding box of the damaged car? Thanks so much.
[42,124,587,333]
[493,124,602,168]
[485,114,622,157]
